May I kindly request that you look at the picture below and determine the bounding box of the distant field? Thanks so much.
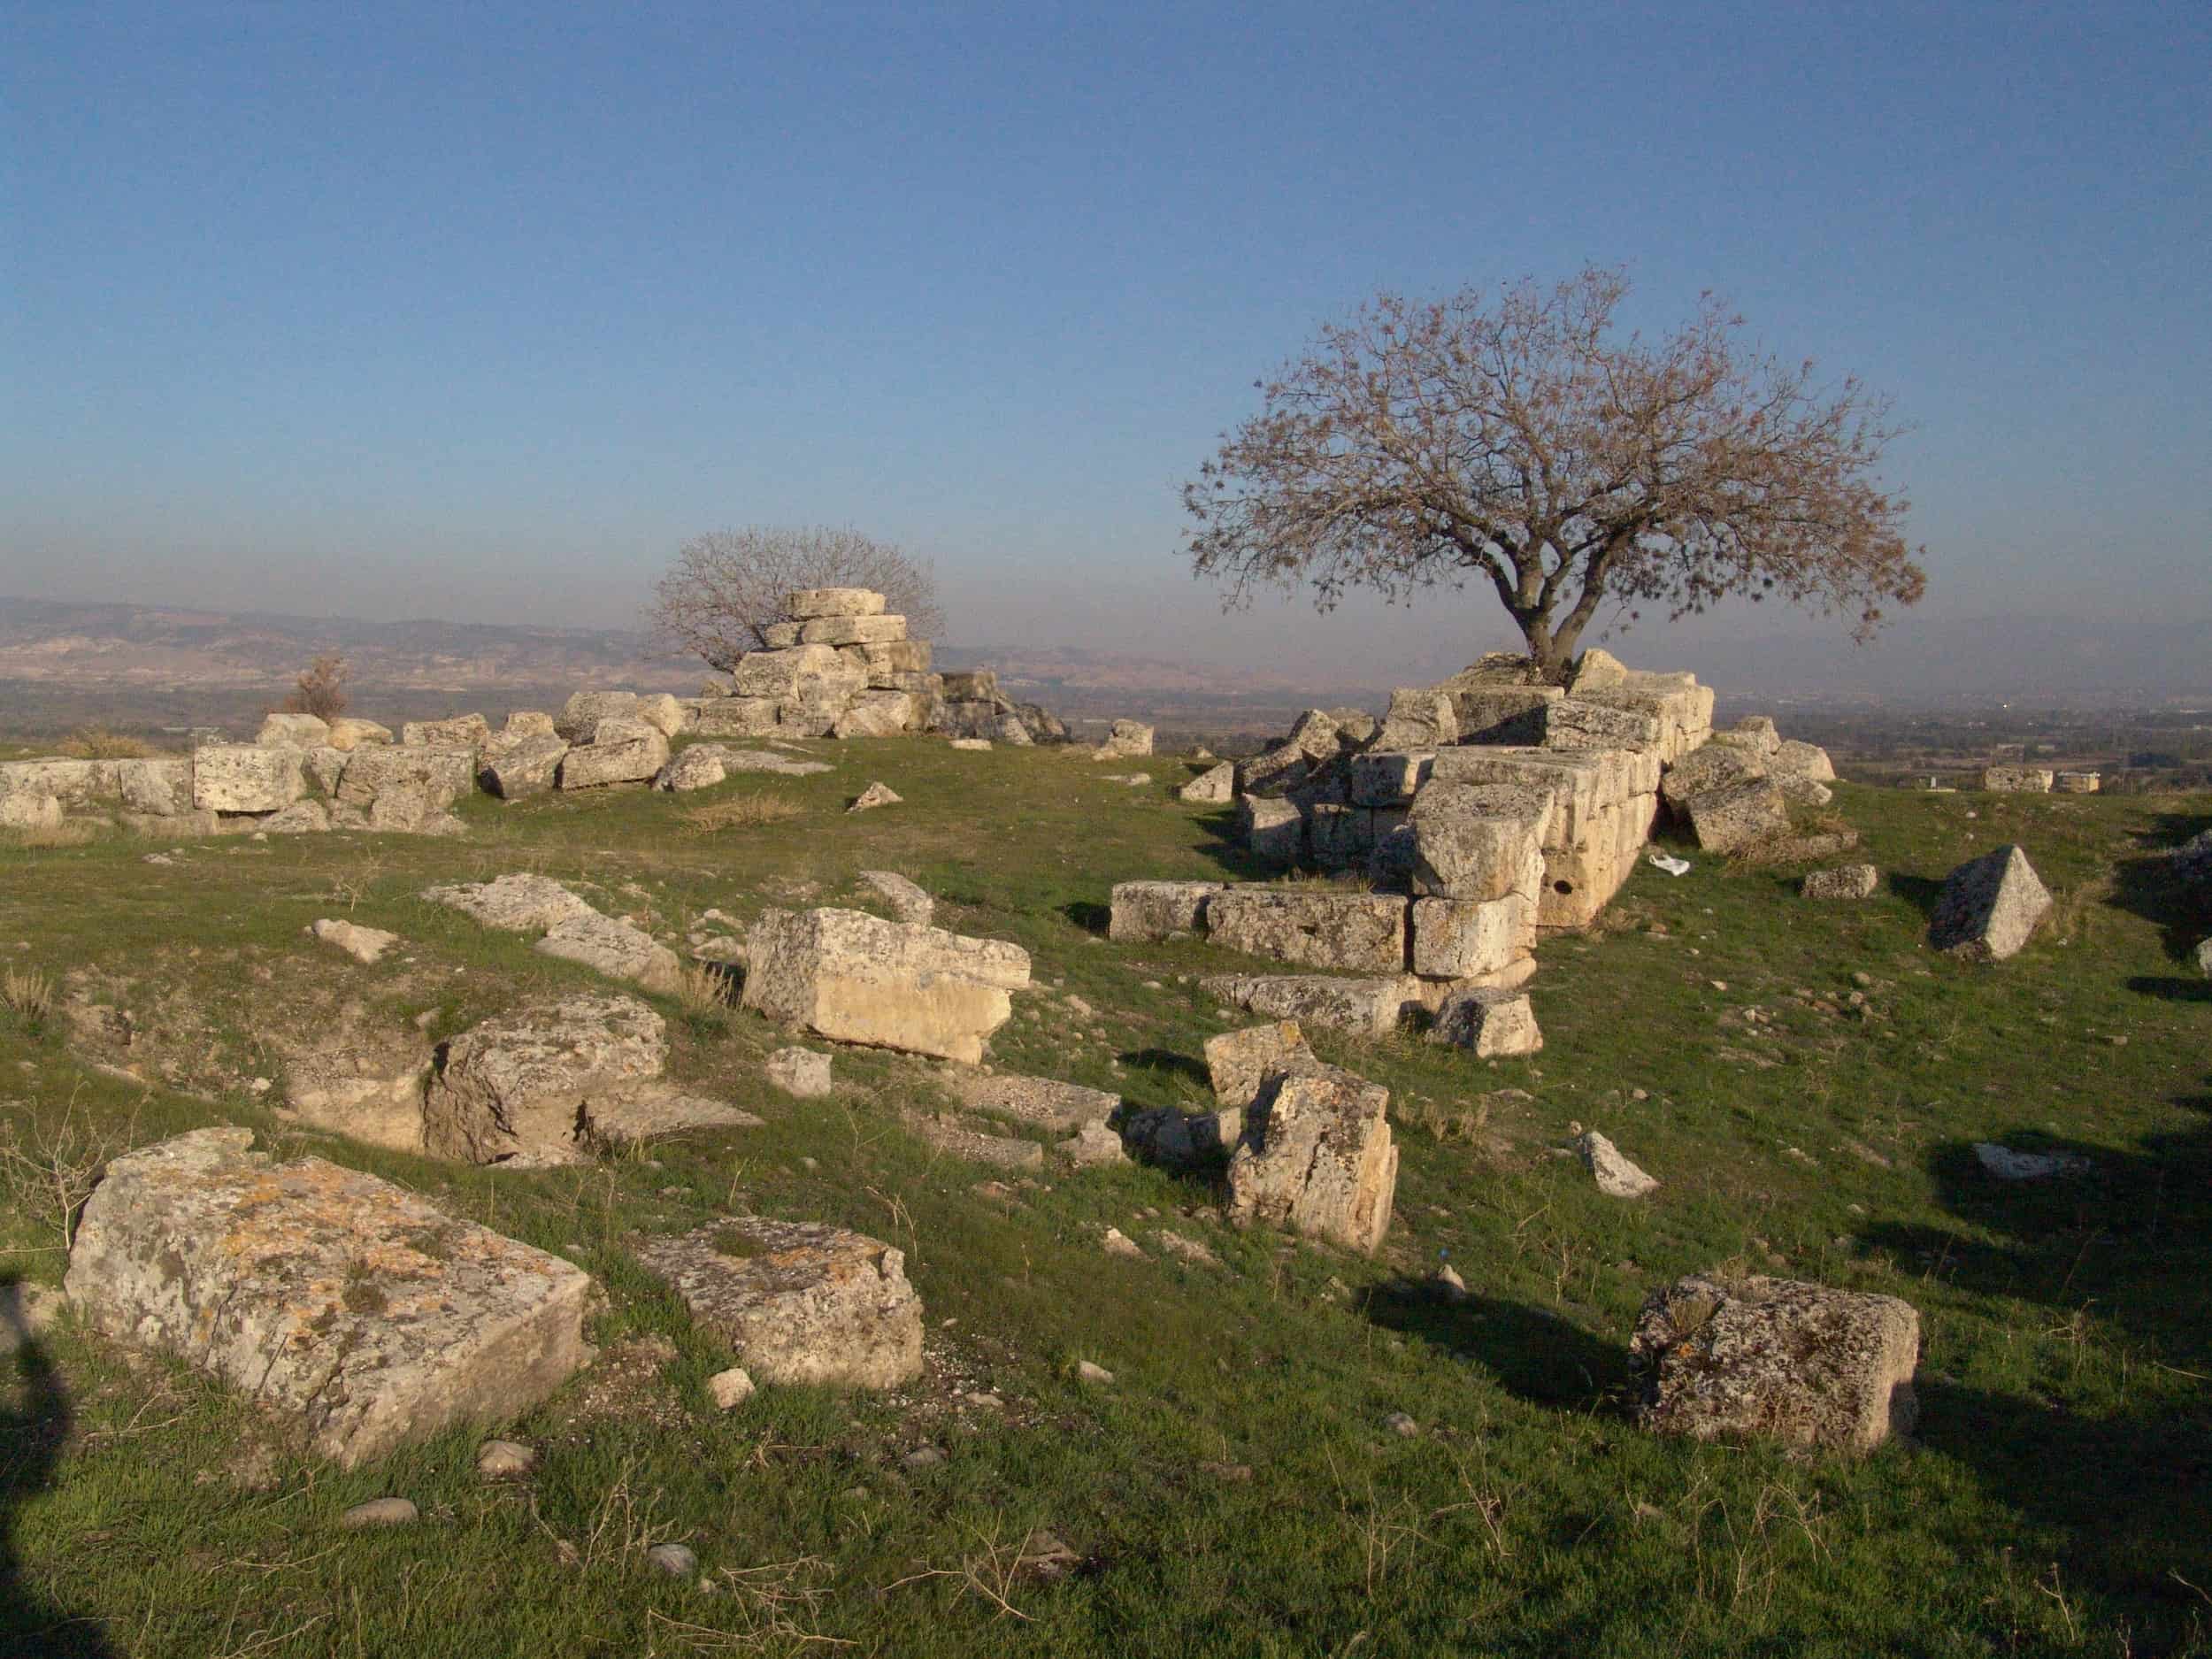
[1,741,2208,1655]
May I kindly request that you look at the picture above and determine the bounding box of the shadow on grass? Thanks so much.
[2127,975,2212,1004]
[1060,900,1110,936]
[1363,1283,1628,1408]
[2,1280,118,1659]
[1118,1048,1210,1088]
[1190,810,1287,883]
[1888,872,1947,921]
[2108,810,2212,966]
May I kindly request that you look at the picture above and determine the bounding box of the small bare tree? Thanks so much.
[281,653,349,719]
[1184,266,1925,682]
[650,527,946,671]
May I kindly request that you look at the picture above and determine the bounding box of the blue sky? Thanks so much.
[4,1,2206,678]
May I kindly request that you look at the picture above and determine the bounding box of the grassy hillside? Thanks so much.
[1,740,2207,1657]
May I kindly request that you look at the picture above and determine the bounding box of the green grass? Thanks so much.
[1,739,2208,1655]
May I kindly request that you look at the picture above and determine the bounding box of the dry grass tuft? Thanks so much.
[55,727,154,760]
[3,821,101,851]
[672,960,736,1014]
[3,966,55,1023]
[683,792,803,834]
[0,1091,132,1251]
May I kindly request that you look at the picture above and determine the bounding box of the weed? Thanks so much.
[0,1089,130,1252]
[683,793,803,833]
[55,727,154,760]
[3,965,54,1025]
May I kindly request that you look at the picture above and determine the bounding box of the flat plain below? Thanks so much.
[0,735,2207,1657]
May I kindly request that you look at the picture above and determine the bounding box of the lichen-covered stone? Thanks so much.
[634,1218,922,1388]
[192,744,304,814]
[1202,973,1417,1036]
[1203,1021,1313,1109]
[401,714,491,750]
[949,1071,1119,1133]
[557,718,669,789]
[1178,760,1237,804]
[534,910,683,995]
[1685,780,1791,854]
[423,873,598,933]
[422,994,669,1165]
[1428,986,1541,1056]
[1206,888,1409,974]
[65,1128,595,1467]
[1630,1273,1919,1454]
[257,712,330,748]
[481,733,569,798]
[1802,864,1880,901]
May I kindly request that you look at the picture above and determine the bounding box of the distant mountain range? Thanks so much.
[0,597,2201,715]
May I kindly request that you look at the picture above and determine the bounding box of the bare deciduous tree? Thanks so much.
[650,527,946,671]
[281,653,349,720]
[1184,266,1925,682]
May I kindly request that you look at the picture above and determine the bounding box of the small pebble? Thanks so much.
[647,1543,697,1578]
[1076,1360,1115,1386]
[341,1497,419,1529]
[902,1446,946,1471]
[1384,1411,1419,1438]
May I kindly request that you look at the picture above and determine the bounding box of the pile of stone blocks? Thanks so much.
[687,588,939,741]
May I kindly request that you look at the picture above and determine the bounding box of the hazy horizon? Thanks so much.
[6,4,2207,687]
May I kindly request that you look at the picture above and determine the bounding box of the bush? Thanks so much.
[281,653,349,720]
[56,727,152,759]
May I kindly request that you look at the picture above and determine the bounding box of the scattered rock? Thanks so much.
[1685,780,1792,855]
[902,1446,946,1471]
[904,1111,1047,1169]
[1094,718,1154,758]
[558,718,670,790]
[857,869,933,926]
[766,1047,833,1098]
[1102,1227,1144,1259]
[635,1218,924,1389]
[422,873,597,933]
[848,782,901,813]
[341,1498,419,1529]
[1203,1021,1314,1109]
[1155,1229,1222,1268]
[647,1543,698,1578]
[1076,1359,1114,1386]
[1202,972,1416,1036]
[1973,1141,2090,1180]
[1576,1130,1658,1197]
[1179,760,1237,804]
[257,712,331,749]
[1384,1411,1419,1438]
[477,1440,537,1479]
[707,1366,757,1410]
[534,910,684,995]
[1428,987,1542,1056]
[1631,1273,1919,1454]
[422,994,665,1165]
[949,738,993,751]
[310,918,400,964]
[1930,845,2052,962]
[949,1071,1118,1133]
[1802,864,1880,901]
[65,1129,595,1467]
[656,746,727,792]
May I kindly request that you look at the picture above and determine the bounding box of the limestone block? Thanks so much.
[326,718,393,750]
[1241,795,1305,865]
[1179,760,1237,804]
[1225,1064,1397,1254]
[1349,750,1434,808]
[1201,972,1418,1035]
[1410,894,1534,979]
[832,691,915,738]
[799,614,908,647]
[557,719,669,789]
[949,1072,1119,1133]
[192,744,303,814]
[1427,986,1541,1056]
[635,1218,921,1389]
[694,697,782,738]
[1444,685,1560,746]
[481,733,569,799]
[1803,864,1880,900]
[1930,845,2051,962]
[740,906,1029,1064]
[1409,784,1548,902]
[759,622,803,649]
[402,714,490,750]
[257,712,329,747]
[1108,879,1224,941]
[535,911,684,994]
[731,645,865,702]
[1685,780,1790,854]
[1203,1021,1313,1109]
[1540,697,1663,754]
[65,1128,594,1467]
[1660,742,1767,813]
[786,587,887,619]
[1631,1274,1919,1453]
[422,872,599,932]
[1206,888,1409,973]
[1373,687,1457,750]
[423,993,669,1165]
[112,757,193,817]
[1096,718,1154,758]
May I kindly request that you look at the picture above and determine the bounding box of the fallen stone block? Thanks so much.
[423,873,600,933]
[1225,1064,1397,1254]
[656,745,726,792]
[1930,845,2051,962]
[1179,760,1237,804]
[634,1218,923,1388]
[1409,784,1548,902]
[1124,1105,1242,1169]
[1240,796,1305,865]
[1203,1020,1313,1109]
[112,757,194,817]
[534,911,684,995]
[480,733,570,799]
[1685,780,1791,854]
[1349,750,1434,808]
[326,718,393,750]
[263,799,330,833]
[423,993,670,1165]
[257,712,330,748]
[1428,986,1541,1056]
[1772,740,1836,784]
[1372,687,1456,750]
[193,745,304,814]
[65,1128,595,1467]
[310,918,400,964]
[1109,880,1225,946]
[1206,887,1409,973]
[554,692,641,741]
[1095,718,1154,758]
[832,690,916,738]
[1802,864,1880,900]
[572,1088,761,1155]
[1060,1120,1128,1166]
[335,745,474,831]
[1630,1273,1919,1454]
[904,1110,1047,1169]
[1659,741,1766,814]
[0,793,64,831]
[848,781,901,812]
[950,1071,1119,1133]
[1202,972,1416,1036]
[741,907,1029,1064]
[557,718,669,789]
[2053,771,2101,794]
[857,869,933,925]
[276,1023,434,1153]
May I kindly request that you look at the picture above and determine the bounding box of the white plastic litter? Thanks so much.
[1647,853,1693,877]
